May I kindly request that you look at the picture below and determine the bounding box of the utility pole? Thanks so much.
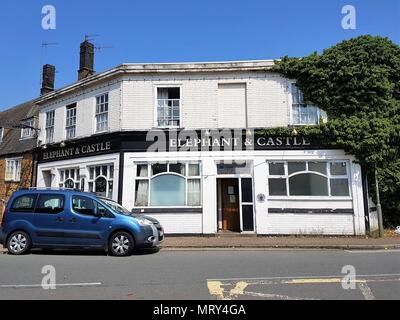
[374,167,384,237]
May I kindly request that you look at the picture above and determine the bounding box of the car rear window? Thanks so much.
[35,194,65,214]
[10,194,38,212]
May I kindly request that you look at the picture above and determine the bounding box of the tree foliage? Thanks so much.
[272,35,400,225]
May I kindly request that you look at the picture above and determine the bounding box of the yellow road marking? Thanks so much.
[229,281,248,297]
[284,278,366,284]
[207,281,225,299]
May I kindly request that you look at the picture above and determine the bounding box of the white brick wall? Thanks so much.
[38,81,122,144]
[38,70,293,141]
[120,72,290,131]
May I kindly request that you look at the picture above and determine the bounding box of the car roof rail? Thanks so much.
[19,187,82,192]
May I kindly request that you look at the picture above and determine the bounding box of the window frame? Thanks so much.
[45,110,55,144]
[134,161,202,208]
[10,194,38,213]
[87,164,114,199]
[154,85,182,128]
[5,157,22,182]
[94,93,109,133]
[267,160,352,199]
[65,103,77,140]
[289,82,321,126]
[20,118,35,139]
[59,168,81,190]
[34,194,65,214]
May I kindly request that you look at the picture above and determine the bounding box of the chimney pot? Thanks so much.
[41,64,55,95]
[78,40,95,80]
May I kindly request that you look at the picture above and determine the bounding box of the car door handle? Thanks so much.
[54,217,64,222]
[69,218,77,223]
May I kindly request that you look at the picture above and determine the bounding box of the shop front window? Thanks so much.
[88,164,114,198]
[134,162,201,207]
[59,168,80,189]
[268,161,350,197]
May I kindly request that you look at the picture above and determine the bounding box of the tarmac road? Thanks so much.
[0,248,399,300]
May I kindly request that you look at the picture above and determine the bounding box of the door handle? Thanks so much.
[69,218,77,223]
[55,217,64,222]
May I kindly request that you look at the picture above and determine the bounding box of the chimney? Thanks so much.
[78,40,95,80]
[41,64,55,95]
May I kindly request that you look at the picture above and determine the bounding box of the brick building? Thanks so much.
[0,101,38,220]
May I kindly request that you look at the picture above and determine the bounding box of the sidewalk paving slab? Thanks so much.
[160,235,400,250]
[1,235,399,253]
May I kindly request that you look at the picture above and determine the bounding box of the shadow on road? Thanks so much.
[26,247,161,257]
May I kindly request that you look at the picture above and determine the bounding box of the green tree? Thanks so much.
[273,35,400,229]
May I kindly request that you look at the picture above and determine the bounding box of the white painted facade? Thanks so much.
[34,60,367,236]
[120,150,365,235]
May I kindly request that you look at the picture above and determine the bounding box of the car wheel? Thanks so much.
[109,232,134,256]
[7,231,31,255]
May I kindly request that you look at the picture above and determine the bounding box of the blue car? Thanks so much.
[0,189,164,256]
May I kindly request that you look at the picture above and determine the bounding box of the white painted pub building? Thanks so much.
[34,56,367,236]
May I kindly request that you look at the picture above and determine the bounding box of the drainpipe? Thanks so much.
[361,165,370,235]
[374,167,384,237]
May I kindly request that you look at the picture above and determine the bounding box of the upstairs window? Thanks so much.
[66,103,77,139]
[291,83,322,125]
[20,118,35,139]
[0,127,3,144]
[157,87,180,127]
[45,110,55,144]
[5,158,22,182]
[95,93,108,133]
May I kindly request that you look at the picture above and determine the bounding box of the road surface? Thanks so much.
[0,248,399,299]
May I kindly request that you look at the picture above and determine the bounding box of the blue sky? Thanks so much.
[0,0,399,110]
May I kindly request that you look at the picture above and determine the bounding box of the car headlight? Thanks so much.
[136,218,153,226]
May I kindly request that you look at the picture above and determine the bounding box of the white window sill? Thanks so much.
[94,129,110,134]
[156,126,181,129]
[268,196,352,201]
[290,123,318,126]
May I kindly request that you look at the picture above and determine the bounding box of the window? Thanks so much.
[66,103,77,139]
[291,83,321,125]
[88,164,114,198]
[0,127,3,144]
[5,158,22,182]
[268,161,350,197]
[157,87,180,127]
[10,194,37,212]
[134,162,201,207]
[72,195,109,216]
[59,168,81,190]
[95,93,108,133]
[45,110,55,143]
[20,118,35,139]
[35,194,65,214]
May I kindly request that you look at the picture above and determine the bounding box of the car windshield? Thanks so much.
[98,198,131,215]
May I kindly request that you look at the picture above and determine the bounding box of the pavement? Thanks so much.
[160,235,400,250]
[1,235,400,252]
[0,249,399,299]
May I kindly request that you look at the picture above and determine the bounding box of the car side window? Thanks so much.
[72,196,95,215]
[35,194,65,214]
[10,194,38,213]
[72,196,112,217]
